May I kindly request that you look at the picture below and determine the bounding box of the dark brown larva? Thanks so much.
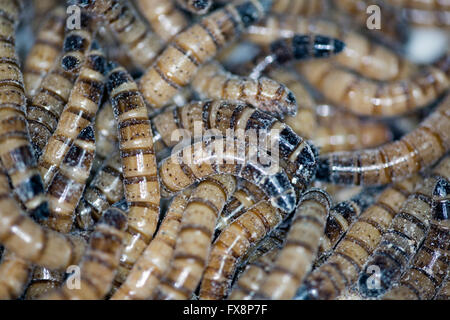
[316,94,450,186]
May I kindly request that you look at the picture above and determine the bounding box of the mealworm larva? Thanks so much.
[24,267,64,300]
[191,61,298,117]
[23,6,65,97]
[82,0,164,69]
[316,94,450,186]
[106,64,161,285]
[154,175,236,300]
[40,204,128,300]
[0,170,86,270]
[216,180,266,233]
[111,188,193,300]
[159,137,297,214]
[357,156,450,298]
[199,199,286,300]
[135,0,188,41]
[255,189,331,300]
[153,100,317,193]
[298,56,449,117]
[382,176,450,300]
[38,45,106,187]
[245,15,415,81]
[0,251,31,299]
[138,0,272,110]
[296,175,422,300]
[0,0,49,220]
[93,102,118,172]
[176,0,213,15]
[44,126,96,233]
[76,152,123,231]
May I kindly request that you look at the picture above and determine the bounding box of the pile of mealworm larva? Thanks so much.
[0,0,448,301]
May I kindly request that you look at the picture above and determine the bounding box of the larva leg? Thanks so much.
[155,175,236,300]
[23,6,65,97]
[93,102,118,172]
[357,156,450,298]
[39,204,128,300]
[135,0,188,41]
[76,152,123,231]
[0,251,32,299]
[44,126,96,233]
[106,64,161,285]
[175,0,212,15]
[296,176,421,300]
[39,45,106,187]
[111,188,193,300]
[317,95,450,186]
[256,189,331,299]
[0,0,48,220]
[199,200,285,300]
[191,61,298,117]
[138,0,272,109]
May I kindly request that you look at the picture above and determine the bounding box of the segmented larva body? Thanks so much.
[40,205,128,300]
[83,0,164,69]
[93,102,118,172]
[357,156,450,298]
[297,176,422,300]
[199,200,285,300]
[176,0,212,15]
[192,61,298,117]
[44,126,96,233]
[382,176,450,300]
[24,267,64,300]
[76,152,123,231]
[0,251,31,299]
[106,65,161,285]
[0,170,86,270]
[0,0,49,220]
[138,0,272,110]
[255,189,331,300]
[135,0,188,41]
[216,180,266,233]
[317,95,450,186]
[159,137,297,214]
[435,274,450,299]
[155,175,236,300]
[271,0,326,15]
[245,15,415,81]
[153,100,317,193]
[23,6,65,97]
[111,189,192,300]
[39,46,106,187]
[298,57,449,117]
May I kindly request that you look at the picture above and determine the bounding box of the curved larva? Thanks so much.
[76,152,123,231]
[44,126,96,233]
[216,180,266,234]
[135,0,188,41]
[83,0,164,69]
[39,204,128,300]
[245,15,415,81]
[0,0,49,220]
[153,100,317,193]
[191,61,298,117]
[23,6,65,97]
[154,175,236,300]
[106,64,161,286]
[296,176,421,300]
[138,0,272,110]
[159,137,297,214]
[0,251,31,299]
[298,57,449,117]
[93,102,118,172]
[316,95,450,186]
[38,46,107,187]
[357,156,450,298]
[198,200,285,300]
[175,0,212,15]
[111,188,192,300]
